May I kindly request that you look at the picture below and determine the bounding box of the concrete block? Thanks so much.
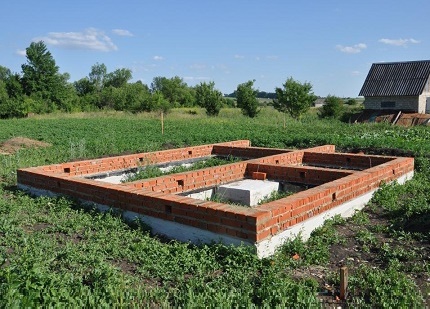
[218,179,279,206]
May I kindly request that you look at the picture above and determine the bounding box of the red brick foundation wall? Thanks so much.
[17,140,414,244]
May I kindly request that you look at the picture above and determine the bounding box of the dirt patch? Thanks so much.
[112,259,139,275]
[0,137,51,155]
[326,208,430,306]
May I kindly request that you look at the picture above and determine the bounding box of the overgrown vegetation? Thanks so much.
[236,80,260,118]
[1,41,361,119]
[194,81,224,116]
[0,108,428,307]
[318,95,344,119]
[273,77,317,123]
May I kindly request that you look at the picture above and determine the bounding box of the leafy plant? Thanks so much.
[258,190,292,204]
[318,95,344,119]
[1,109,430,306]
[273,77,317,124]
[236,80,260,118]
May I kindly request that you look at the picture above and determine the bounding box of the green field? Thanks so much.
[0,108,429,307]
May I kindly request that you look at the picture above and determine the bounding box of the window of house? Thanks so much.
[381,101,395,108]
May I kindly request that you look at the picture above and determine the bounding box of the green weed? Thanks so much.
[0,109,429,306]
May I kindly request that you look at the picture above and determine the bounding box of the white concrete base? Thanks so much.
[121,210,250,247]
[255,171,414,258]
[96,174,126,184]
[186,188,214,200]
[17,183,251,247]
[218,179,279,206]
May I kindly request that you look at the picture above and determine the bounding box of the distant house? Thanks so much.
[359,60,430,113]
[313,98,325,108]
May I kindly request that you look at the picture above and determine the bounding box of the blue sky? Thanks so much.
[1,0,429,97]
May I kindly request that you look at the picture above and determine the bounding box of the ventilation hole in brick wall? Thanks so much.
[300,171,306,178]
[188,150,193,155]
[63,167,70,173]
[392,169,396,175]
[139,157,144,162]
[275,160,279,164]
[332,192,337,201]
[177,179,184,187]
[165,205,172,214]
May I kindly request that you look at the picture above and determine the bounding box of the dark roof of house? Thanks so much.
[313,98,325,106]
[359,60,430,96]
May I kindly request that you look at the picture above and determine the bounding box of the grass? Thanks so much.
[123,155,240,183]
[0,107,429,307]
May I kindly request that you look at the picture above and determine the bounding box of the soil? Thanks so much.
[0,137,51,155]
[292,205,430,307]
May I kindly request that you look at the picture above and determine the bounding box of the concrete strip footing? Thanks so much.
[16,141,415,258]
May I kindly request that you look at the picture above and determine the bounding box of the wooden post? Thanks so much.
[340,266,348,300]
[161,111,164,135]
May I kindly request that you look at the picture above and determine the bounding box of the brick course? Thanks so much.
[17,140,414,245]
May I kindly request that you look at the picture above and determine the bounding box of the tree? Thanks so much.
[101,82,151,112]
[150,91,171,113]
[273,77,317,125]
[89,63,107,92]
[0,65,23,99]
[236,80,260,117]
[0,65,11,81]
[125,82,152,113]
[0,79,26,118]
[345,98,357,106]
[104,68,132,88]
[151,76,195,107]
[74,77,95,96]
[195,82,223,116]
[319,95,344,119]
[21,41,70,111]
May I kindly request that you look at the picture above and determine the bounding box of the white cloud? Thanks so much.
[378,38,420,47]
[211,64,230,74]
[132,62,156,73]
[34,28,118,52]
[336,43,367,54]
[266,55,279,60]
[16,49,26,57]
[351,71,360,76]
[112,29,134,37]
[234,54,244,59]
[190,64,206,70]
[153,55,164,61]
[183,76,210,81]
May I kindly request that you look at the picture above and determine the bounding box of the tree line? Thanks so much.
[0,41,330,120]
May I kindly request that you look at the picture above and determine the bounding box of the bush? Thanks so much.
[318,95,344,119]
[195,82,223,116]
[345,98,357,105]
[236,80,260,118]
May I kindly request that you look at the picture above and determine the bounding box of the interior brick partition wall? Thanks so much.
[17,140,414,246]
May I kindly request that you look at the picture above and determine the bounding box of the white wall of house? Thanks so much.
[422,77,430,113]
[363,96,420,112]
